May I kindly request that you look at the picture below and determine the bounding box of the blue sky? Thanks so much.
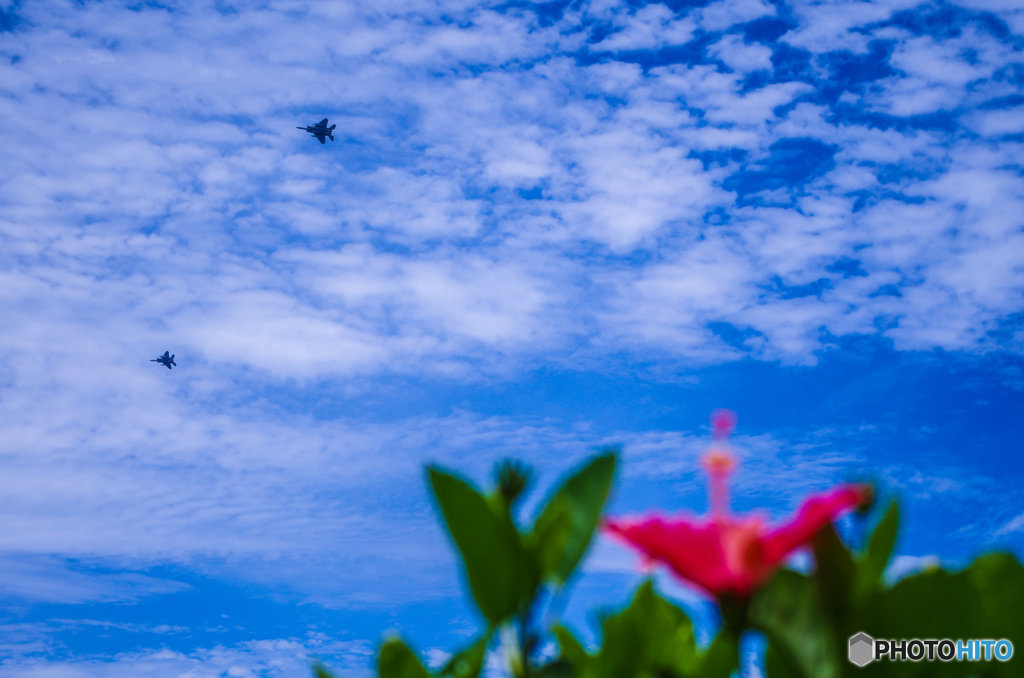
[1,0,1022,675]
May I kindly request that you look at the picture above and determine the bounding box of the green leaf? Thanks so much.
[553,624,590,669]
[812,523,856,623]
[438,635,489,678]
[535,660,575,678]
[866,552,1024,678]
[762,645,795,678]
[378,637,431,678]
[968,552,1024,676]
[313,663,339,678]
[532,452,618,584]
[427,466,532,625]
[593,580,698,678]
[494,459,532,508]
[644,590,699,676]
[750,569,840,678]
[855,500,899,598]
[694,630,738,678]
[594,585,651,678]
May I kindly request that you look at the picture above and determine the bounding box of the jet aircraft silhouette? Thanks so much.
[151,351,176,369]
[297,118,336,144]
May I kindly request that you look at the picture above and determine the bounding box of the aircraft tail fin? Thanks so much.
[329,124,336,131]
[328,134,335,141]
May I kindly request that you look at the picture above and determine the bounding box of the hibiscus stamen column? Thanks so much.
[704,409,738,520]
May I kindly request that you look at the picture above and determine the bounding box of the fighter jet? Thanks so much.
[151,351,176,369]
[297,118,336,144]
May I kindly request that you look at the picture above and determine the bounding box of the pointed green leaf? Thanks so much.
[553,624,591,671]
[645,588,698,676]
[812,523,856,623]
[313,663,339,678]
[378,637,431,678]
[532,452,617,584]
[750,569,840,678]
[591,580,698,678]
[593,594,648,678]
[694,630,739,678]
[596,581,656,678]
[439,634,489,678]
[968,552,1024,674]
[856,500,899,597]
[427,466,531,625]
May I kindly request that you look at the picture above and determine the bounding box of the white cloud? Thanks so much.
[697,0,776,32]
[583,61,644,95]
[0,637,374,678]
[965,107,1024,137]
[994,513,1024,538]
[591,5,696,52]
[772,102,834,137]
[650,65,812,130]
[276,246,567,364]
[557,129,716,250]
[599,239,754,361]
[783,0,922,53]
[886,554,941,582]
[892,36,986,87]
[952,0,1024,33]
[0,556,190,604]
[865,27,1018,116]
[4,0,1018,377]
[708,34,774,73]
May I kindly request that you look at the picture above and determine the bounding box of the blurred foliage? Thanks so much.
[752,500,1024,678]
[314,455,1023,678]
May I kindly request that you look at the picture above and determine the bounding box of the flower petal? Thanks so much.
[605,516,757,595]
[759,484,869,566]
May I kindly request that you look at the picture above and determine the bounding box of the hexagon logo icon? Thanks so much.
[849,632,875,667]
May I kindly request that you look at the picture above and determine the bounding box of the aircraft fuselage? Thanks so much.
[297,120,336,142]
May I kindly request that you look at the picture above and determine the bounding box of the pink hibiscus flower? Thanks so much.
[605,411,870,597]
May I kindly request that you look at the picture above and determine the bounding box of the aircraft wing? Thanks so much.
[162,351,170,358]
[318,135,326,144]
[318,118,328,126]
[164,362,173,369]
